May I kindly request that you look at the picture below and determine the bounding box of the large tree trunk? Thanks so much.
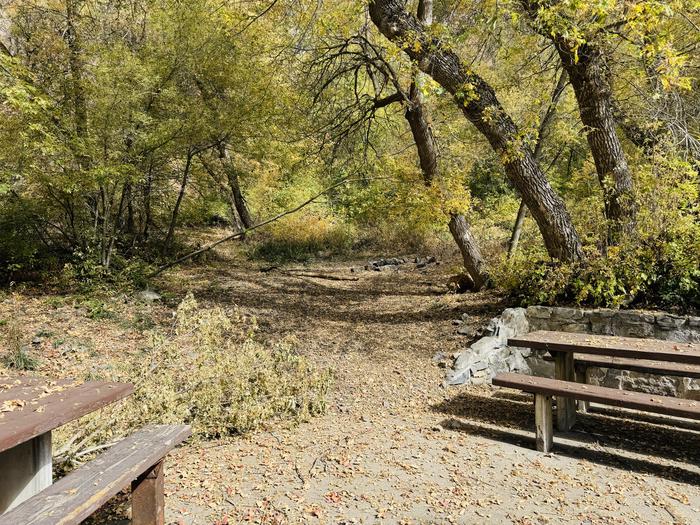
[554,41,636,244]
[369,0,583,262]
[448,213,489,290]
[519,1,636,244]
[405,95,438,186]
[403,0,489,289]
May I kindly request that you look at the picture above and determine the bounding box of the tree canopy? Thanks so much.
[0,0,697,309]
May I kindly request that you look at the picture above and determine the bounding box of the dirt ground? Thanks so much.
[1,244,699,524]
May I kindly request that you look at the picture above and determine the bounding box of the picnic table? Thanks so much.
[495,330,700,452]
[0,374,133,513]
[508,331,700,430]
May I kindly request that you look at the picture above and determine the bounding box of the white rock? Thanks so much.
[137,290,162,302]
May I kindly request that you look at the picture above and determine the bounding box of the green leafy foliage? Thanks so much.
[0,0,696,310]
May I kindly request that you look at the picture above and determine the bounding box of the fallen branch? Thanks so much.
[150,177,370,277]
[281,271,359,282]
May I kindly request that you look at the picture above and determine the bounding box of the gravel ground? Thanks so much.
[2,245,698,524]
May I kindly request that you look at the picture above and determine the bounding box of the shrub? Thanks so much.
[1,323,39,370]
[56,294,331,462]
[499,233,700,310]
[251,213,355,262]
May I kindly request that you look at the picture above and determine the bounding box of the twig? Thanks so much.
[150,176,378,277]
[294,462,306,485]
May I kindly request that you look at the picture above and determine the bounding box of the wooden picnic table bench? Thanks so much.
[494,330,700,452]
[493,373,700,452]
[0,374,191,524]
[0,375,133,512]
[0,425,191,525]
[509,331,700,365]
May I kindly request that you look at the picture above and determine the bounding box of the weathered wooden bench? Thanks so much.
[540,352,700,412]
[0,424,191,525]
[508,331,700,430]
[492,373,700,453]
[543,353,700,379]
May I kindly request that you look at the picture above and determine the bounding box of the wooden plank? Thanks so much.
[0,425,191,525]
[534,394,553,453]
[492,373,700,419]
[132,460,165,525]
[554,351,576,431]
[0,433,52,513]
[572,353,700,379]
[0,379,76,404]
[509,331,700,365]
[0,380,133,454]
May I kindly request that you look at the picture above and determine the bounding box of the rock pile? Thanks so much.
[446,308,532,385]
[363,256,437,272]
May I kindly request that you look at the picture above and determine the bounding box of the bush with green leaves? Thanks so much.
[500,233,699,310]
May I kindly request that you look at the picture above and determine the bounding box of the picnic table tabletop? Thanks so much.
[509,330,700,365]
[0,374,134,453]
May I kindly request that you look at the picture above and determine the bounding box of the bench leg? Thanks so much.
[0,432,52,513]
[575,366,590,413]
[554,351,577,431]
[534,394,553,453]
[132,460,165,525]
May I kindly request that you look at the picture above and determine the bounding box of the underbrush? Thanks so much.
[1,323,39,370]
[56,294,331,463]
[250,213,355,262]
[498,234,700,311]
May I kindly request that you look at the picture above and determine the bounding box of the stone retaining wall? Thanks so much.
[447,306,700,400]
[526,306,700,342]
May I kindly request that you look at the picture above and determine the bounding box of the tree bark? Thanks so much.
[404,95,438,186]
[163,151,193,252]
[553,41,636,244]
[507,199,528,259]
[218,144,254,229]
[448,213,489,290]
[404,0,489,289]
[508,70,568,258]
[369,0,583,262]
[520,0,636,243]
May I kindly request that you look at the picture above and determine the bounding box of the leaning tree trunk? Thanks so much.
[520,0,636,244]
[163,150,193,252]
[369,0,583,262]
[555,41,636,245]
[406,85,489,289]
[403,0,489,289]
[448,214,489,290]
[507,200,528,258]
[218,144,254,229]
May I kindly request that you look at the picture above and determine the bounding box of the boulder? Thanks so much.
[137,290,162,302]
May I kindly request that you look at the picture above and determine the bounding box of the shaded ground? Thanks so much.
[1,243,699,524]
